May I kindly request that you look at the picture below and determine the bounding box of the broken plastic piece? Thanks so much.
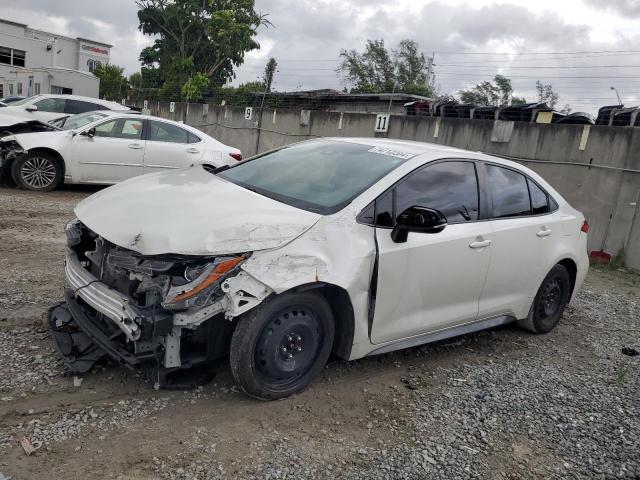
[48,303,106,373]
[18,436,42,456]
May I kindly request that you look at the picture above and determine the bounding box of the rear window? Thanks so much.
[486,164,531,218]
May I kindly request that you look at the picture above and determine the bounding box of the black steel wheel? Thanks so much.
[518,264,571,334]
[230,292,335,400]
[11,151,63,192]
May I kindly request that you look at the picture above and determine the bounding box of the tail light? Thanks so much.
[229,152,242,161]
[581,220,589,233]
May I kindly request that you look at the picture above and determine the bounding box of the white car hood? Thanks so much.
[74,166,322,256]
[0,110,39,126]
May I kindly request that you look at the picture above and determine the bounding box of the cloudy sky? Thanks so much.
[2,0,640,112]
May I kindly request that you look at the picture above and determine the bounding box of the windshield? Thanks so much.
[219,139,413,214]
[60,112,108,130]
[9,96,36,106]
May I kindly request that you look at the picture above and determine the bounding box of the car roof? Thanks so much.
[325,136,528,169]
[26,94,129,110]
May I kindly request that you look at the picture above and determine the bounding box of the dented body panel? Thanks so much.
[74,167,322,256]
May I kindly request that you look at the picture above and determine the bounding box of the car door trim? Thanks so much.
[366,314,515,356]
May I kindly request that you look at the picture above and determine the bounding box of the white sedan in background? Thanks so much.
[0,111,242,191]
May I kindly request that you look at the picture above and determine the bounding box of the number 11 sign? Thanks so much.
[374,113,390,133]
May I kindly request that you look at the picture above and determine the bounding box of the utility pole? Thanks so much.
[426,52,435,91]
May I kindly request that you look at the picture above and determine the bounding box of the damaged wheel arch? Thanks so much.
[288,282,355,361]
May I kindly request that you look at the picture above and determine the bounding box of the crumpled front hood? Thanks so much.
[74,166,322,256]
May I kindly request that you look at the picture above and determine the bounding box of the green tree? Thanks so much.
[217,80,265,105]
[263,57,277,92]
[339,39,395,93]
[136,0,270,99]
[339,39,435,96]
[458,74,518,106]
[93,64,128,101]
[535,81,559,108]
[182,72,210,101]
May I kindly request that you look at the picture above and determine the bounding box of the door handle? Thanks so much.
[186,148,200,154]
[536,228,552,238]
[128,144,143,150]
[469,239,492,249]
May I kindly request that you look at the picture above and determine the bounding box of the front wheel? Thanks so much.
[518,264,571,334]
[230,292,335,400]
[11,151,63,192]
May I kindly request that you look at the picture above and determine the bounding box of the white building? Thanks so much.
[0,18,111,99]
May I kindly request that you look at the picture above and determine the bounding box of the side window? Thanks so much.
[375,190,394,227]
[395,161,479,223]
[94,119,143,139]
[94,119,117,137]
[65,100,103,114]
[486,165,531,218]
[148,121,189,143]
[528,179,550,215]
[188,132,201,144]
[34,97,66,113]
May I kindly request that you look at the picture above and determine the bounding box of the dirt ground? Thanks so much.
[0,185,638,480]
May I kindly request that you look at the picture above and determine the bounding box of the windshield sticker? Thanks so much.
[368,146,415,160]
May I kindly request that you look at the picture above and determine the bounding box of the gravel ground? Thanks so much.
[1,185,639,480]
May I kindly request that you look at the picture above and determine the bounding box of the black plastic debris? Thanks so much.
[48,303,106,373]
[621,347,639,357]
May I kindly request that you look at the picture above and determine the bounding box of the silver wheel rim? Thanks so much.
[21,156,57,189]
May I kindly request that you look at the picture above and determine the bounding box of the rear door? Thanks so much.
[371,160,493,344]
[478,163,564,319]
[142,120,205,174]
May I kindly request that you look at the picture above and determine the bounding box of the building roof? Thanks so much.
[0,18,111,49]
[76,37,113,49]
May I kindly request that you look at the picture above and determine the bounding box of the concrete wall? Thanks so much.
[138,101,640,270]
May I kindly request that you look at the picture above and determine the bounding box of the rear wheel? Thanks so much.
[11,151,63,192]
[230,292,335,400]
[518,264,571,334]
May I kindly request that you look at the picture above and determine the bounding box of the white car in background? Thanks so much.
[1,94,129,123]
[0,111,242,191]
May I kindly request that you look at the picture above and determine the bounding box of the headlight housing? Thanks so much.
[162,255,246,310]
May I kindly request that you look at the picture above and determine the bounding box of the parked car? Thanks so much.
[0,110,242,191]
[0,95,27,105]
[1,94,129,123]
[49,138,589,400]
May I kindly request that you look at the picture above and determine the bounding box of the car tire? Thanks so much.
[517,264,571,334]
[11,151,63,192]
[229,291,335,400]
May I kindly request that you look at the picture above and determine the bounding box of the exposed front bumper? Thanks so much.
[65,250,142,341]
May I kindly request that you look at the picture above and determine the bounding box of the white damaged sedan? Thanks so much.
[51,138,589,399]
[0,110,241,191]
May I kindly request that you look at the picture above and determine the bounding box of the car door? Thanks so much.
[72,117,145,183]
[477,163,564,319]
[370,160,493,344]
[142,120,205,174]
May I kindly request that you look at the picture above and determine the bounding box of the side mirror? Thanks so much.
[81,127,96,138]
[25,105,38,112]
[391,206,447,243]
